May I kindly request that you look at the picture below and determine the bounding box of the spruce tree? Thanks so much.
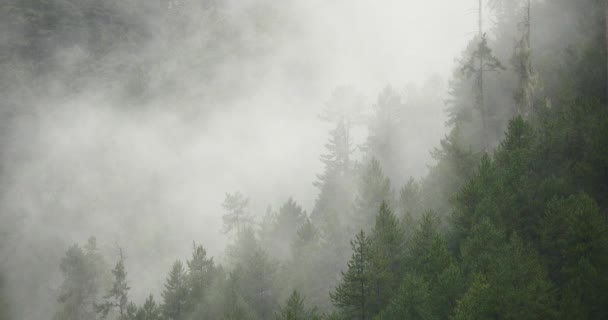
[368,202,405,316]
[353,158,393,230]
[330,230,372,320]
[136,295,162,320]
[186,243,216,313]
[162,261,188,320]
[276,290,320,320]
[375,274,432,320]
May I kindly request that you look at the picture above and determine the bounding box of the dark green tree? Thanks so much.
[275,290,320,320]
[456,220,556,319]
[330,230,372,320]
[541,194,608,319]
[375,274,432,320]
[368,202,405,315]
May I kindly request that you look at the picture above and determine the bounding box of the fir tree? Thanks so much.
[330,230,372,320]
[162,261,188,320]
[136,295,162,320]
[368,202,405,316]
[353,158,393,230]
[186,243,216,313]
[276,290,320,320]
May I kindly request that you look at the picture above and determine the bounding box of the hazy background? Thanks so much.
[0,0,488,318]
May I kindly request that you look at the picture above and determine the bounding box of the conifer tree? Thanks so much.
[54,238,106,320]
[368,202,405,315]
[96,248,131,320]
[222,192,252,234]
[274,198,307,244]
[311,87,363,236]
[136,295,162,320]
[375,274,432,320]
[353,158,393,230]
[162,261,188,320]
[330,230,372,320]
[186,243,216,312]
[276,290,320,320]
[462,34,506,150]
[365,86,407,181]
[541,194,608,318]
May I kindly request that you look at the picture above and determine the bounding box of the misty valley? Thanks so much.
[1,0,608,320]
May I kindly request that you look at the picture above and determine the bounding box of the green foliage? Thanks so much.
[375,274,432,320]
[162,261,188,320]
[135,295,162,320]
[368,202,405,315]
[330,230,372,320]
[353,158,393,229]
[186,243,217,314]
[457,220,557,319]
[541,194,608,318]
[276,291,320,320]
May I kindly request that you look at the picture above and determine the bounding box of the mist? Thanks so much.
[2,0,607,319]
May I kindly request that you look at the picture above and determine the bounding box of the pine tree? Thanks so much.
[375,274,432,320]
[397,178,421,221]
[227,226,278,319]
[126,303,138,320]
[365,86,408,181]
[186,243,216,314]
[222,192,252,234]
[54,238,106,320]
[274,198,307,244]
[541,194,608,318]
[462,34,506,150]
[353,158,393,230]
[311,87,363,236]
[162,261,188,320]
[330,230,372,320]
[136,295,162,320]
[456,219,556,319]
[96,248,131,320]
[275,290,320,320]
[368,202,405,315]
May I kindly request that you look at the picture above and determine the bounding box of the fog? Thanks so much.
[1,0,498,318]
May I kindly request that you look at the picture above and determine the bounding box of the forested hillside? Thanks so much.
[1,0,608,319]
